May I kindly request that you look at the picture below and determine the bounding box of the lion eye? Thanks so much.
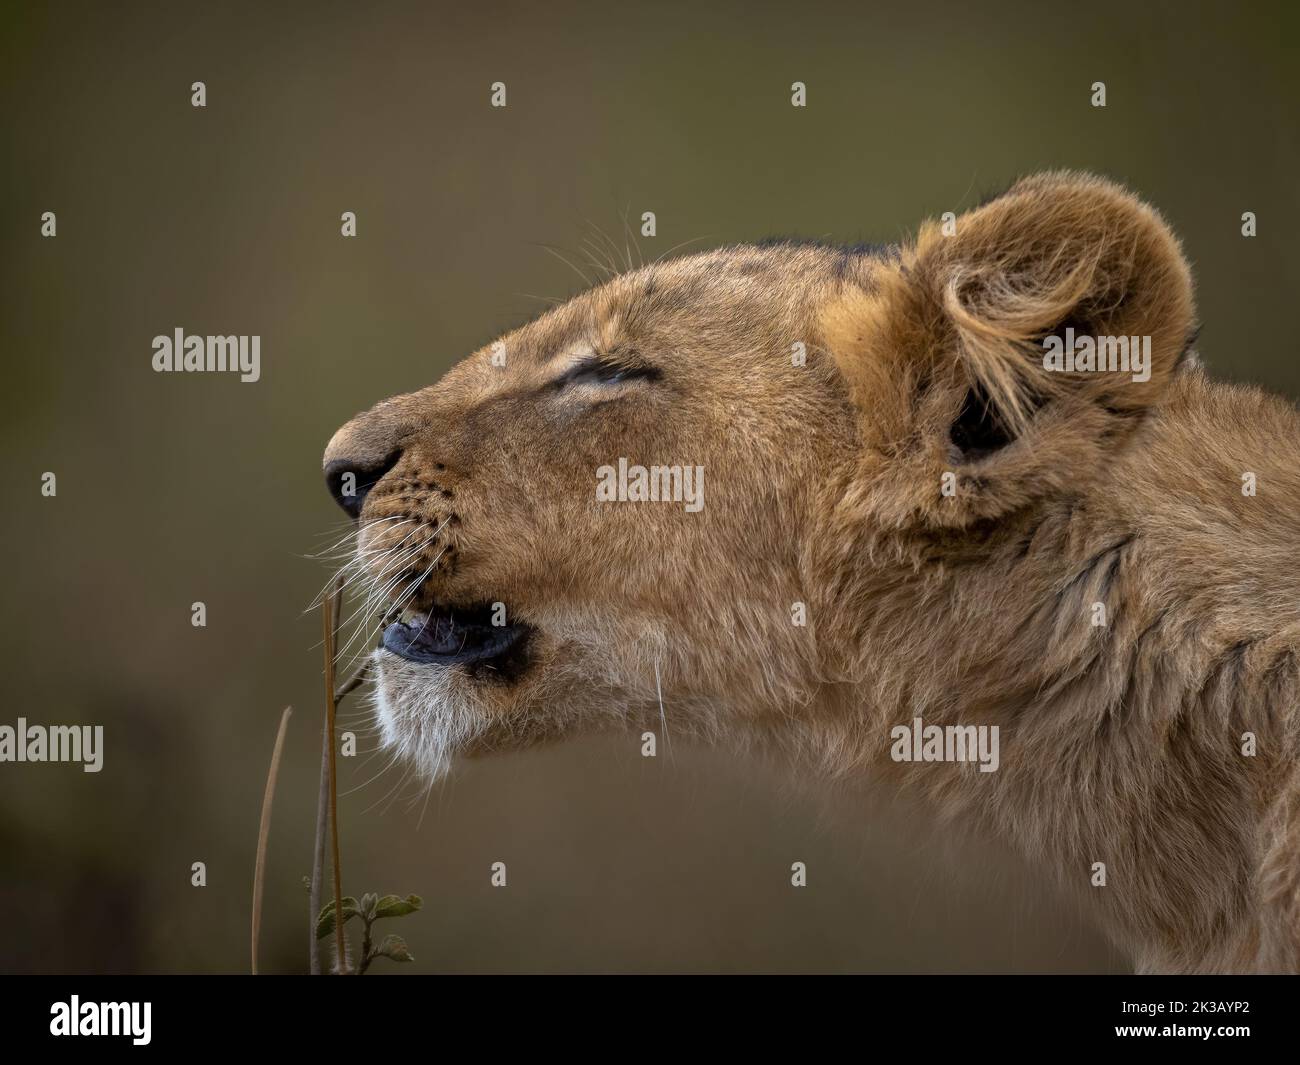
[553,356,660,389]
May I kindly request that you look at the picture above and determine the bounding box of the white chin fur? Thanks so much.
[371,649,495,781]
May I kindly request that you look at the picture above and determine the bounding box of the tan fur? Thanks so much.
[324,172,1300,973]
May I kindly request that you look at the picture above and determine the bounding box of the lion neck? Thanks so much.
[801,367,1300,970]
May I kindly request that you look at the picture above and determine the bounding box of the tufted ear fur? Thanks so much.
[823,171,1198,529]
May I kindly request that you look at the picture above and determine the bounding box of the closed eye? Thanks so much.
[551,355,661,389]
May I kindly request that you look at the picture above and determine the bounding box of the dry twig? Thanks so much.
[322,581,346,973]
[252,705,293,975]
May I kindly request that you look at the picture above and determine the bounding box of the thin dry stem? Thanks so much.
[252,704,293,975]
[309,712,329,974]
[324,580,347,973]
[310,574,346,974]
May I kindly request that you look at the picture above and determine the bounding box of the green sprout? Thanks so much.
[316,892,422,974]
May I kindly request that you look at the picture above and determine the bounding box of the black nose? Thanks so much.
[325,451,400,519]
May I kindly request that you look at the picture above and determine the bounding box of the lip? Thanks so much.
[381,603,529,668]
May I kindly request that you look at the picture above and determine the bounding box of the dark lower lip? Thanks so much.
[381,605,529,668]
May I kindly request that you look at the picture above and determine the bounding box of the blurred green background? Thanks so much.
[1,0,1295,973]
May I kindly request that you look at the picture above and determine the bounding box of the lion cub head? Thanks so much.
[323,171,1194,779]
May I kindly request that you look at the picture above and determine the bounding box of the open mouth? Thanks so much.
[381,601,531,674]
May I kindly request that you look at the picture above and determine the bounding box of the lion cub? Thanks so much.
[325,173,1299,973]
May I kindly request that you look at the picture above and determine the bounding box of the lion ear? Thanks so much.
[824,171,1197,527]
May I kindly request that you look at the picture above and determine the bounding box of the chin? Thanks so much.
[371,651,488,781]
[370,598,540,779]
[371,637,628,782]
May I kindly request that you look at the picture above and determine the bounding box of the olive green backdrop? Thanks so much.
[2,0,1295,973]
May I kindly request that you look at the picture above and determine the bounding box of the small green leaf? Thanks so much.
[376,934,414,963]
[359,892,379,921]
[316,896,360,940]
[373,893,423,919]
